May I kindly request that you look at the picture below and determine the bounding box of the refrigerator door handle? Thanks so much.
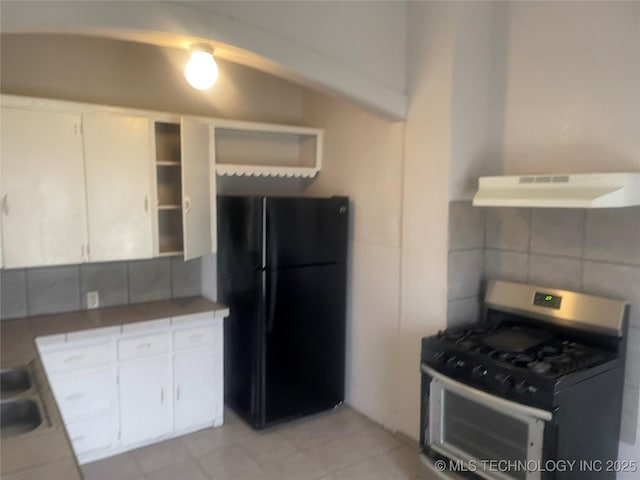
[266,203,278,333]
[267,267,278,333]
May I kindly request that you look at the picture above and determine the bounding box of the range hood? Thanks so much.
[473,173,640,208]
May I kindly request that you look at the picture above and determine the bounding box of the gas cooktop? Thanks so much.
[434,323,613,377]
[421,281,627,409]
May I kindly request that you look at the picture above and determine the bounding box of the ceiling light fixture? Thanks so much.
[185,45,218,90]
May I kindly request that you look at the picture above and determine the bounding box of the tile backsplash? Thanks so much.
[448,201,640,445]
[447,202,485,328]
[1,256,201,320]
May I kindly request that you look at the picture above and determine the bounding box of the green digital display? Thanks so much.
[534,292,562,309]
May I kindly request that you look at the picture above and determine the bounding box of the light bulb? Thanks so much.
[185,49,218,90]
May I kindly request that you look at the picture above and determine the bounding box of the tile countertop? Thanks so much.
[0,296,228,480]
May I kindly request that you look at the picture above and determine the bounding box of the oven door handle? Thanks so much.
[421,363,553,421]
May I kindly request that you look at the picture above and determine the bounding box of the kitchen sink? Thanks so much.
[1,399,43,438]
[1,367,32,398]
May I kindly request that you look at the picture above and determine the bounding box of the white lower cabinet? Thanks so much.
[119,358,172,446]
[67,415,114,456]
[36,309,228,464]
[174,349,219,432]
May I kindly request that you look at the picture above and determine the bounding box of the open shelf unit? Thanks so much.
[154,121,183,255]
[213,119,323,178]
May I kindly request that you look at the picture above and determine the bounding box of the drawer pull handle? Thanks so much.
[136,342,152,349]
[160,388,164,404]
[189,334,205,341]
[176,386,181,401]
[64,355,84,363]
[72,436,85,442]
[66,393,84,402]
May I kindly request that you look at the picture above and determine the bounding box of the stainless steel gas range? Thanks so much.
[420,280,630,480]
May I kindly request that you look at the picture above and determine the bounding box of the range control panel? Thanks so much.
[533,292,562,310]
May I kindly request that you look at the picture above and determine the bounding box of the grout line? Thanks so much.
[484,246,529,254]
[448,246,485,253]
[525,208,532,284]
[75,264,82,311]
[579,209,588,291]
[23,268,31,317]
[120,261,129,307]
[126,261,131,304]
[169,256,175,299]
[449,294,482,302]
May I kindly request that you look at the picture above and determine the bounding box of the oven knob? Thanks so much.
[433,352,448,365]
[495,374,514,392]
[447,357,466,369]
[514,381,527,394]
[471,365,487,378]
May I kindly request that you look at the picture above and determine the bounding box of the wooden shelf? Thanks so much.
[154,121,183,257]
[213,119,322,178]
[215,164,319,178]
[157,251,183,257]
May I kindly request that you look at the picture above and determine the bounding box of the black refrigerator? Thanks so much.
[217,195,348,429]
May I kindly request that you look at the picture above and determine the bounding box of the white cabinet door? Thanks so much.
[181,117,212,260]
[119,358,171,446]
[83,113,153,261]
[174,348,220,431]
[0,108,87,267]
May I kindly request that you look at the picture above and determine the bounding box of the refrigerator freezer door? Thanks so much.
[263,263,346,426]
[217,196,265,271]
[266,197,348,268]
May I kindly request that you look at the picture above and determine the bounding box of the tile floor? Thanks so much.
[81,406,438,480]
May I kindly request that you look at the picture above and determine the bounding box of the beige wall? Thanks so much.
[0,1,407,118]
[397,1,456,439]
[501,1,640,174]
[301,90,404,430]
[0,33,304,124]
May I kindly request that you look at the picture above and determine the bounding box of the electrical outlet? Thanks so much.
[87,291,100,309]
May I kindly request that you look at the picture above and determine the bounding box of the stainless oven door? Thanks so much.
[422,364,553,480]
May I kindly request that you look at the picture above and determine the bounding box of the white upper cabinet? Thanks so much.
[1,107,87,268]
[0,96,317,268]
[83,113,153,261]
[181,117,214,260]
[153,118,215,260]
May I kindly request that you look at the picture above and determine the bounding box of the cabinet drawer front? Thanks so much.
[174,324,217,351]
[41,343,110,373]
[67,415,113,455]
[118,333,168,360]
[49,369,113,421]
